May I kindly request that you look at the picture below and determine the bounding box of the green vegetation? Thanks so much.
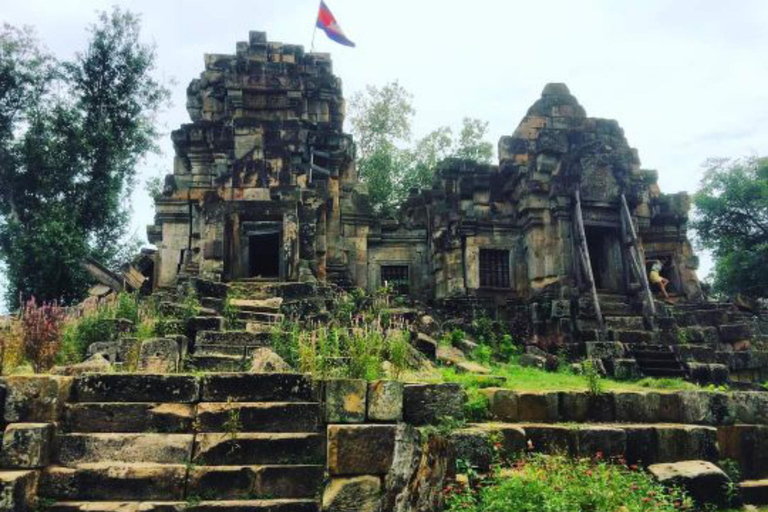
[0,9,170,308]
[349,81,493,215]
[692,156,768,299]
[445,454,694,512]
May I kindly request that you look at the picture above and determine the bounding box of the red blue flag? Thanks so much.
[316,1,355,47]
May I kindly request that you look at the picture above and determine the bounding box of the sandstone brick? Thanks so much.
[325,379,367,423]
[74,374,199,403]
[517,392,558,422]
[614,392,661,423]
[328,424,396,475]
[1,423,53,468]
[484,388,518,422]
[323,475,381,512]
[367,380,403,422]
[0,470,38,512]
[3,375,72,422]
[403,383,465,425]
[649,460,731,508]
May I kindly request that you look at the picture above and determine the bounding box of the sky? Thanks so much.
[2,0,768,309]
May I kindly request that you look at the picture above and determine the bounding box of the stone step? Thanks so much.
[196,402,319,433]
[197,330,272,347]
[640,367,687,378]
[187,465,324,499]
[45,499,319,512]
[632,358,682,370]
[612,330,656,344]
[64,403,195,433]
[200,374,317,403]
[195,344,249,357]
[193,433,324,465]
[40,463,187,500]
[228,298,283,314]
[237,311,284,324]
[57,434,194,465]
[74,374,201,403]
[740,479,768,505]
[604,316,646,330]
[187,354,245,372]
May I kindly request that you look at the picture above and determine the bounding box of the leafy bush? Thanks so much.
[583,359,604,395]
[445,454,694,512]
[114,292,139,325]
[472,344,493,365]
[21,297,67,372]
[386,330,410,379]
[60,303,115,364]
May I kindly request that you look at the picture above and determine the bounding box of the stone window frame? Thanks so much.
[479,248,512,289]
[379,263,411,295]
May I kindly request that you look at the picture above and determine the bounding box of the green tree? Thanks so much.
[349,81,494,215]
[0,9,169,309]
[692,156,768,298]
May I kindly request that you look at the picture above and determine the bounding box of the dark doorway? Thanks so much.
[585,226,623,292]
[249,232,280,278]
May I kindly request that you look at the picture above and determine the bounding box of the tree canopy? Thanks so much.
[0,9,169,309]
[692,156,768,299]
[349,81,493,215]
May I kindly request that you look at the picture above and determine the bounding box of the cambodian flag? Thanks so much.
[316,1,355,47]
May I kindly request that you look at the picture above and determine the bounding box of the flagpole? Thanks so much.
[310,0,321,53]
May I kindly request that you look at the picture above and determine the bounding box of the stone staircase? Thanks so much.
[39,373,324,511]
[631,344,687,378]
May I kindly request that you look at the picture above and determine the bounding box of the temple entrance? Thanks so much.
[248,232,280,278]
[585,226,624,292]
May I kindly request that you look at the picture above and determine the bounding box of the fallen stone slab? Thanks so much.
[74,374,200,403]
[649,460,732,508]
[323,475,381,512]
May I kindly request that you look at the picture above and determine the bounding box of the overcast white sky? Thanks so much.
[3,0,768,308]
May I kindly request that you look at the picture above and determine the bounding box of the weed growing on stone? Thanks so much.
[223,397,243,439]
[583,359,604,395]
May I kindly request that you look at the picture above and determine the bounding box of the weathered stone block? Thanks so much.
[587,393,615,422]
[186,315,224,341]
[518,353,546,369]
[624,425,658,465]
[323,475,381,512]
[325,379,367,423]
[730,392,768,424]
[39,464,187,500]
[658,393,683,423]
[57,433,194,465]
[249,347,291,373]
[186,464,323,499]
[201,373,315,402]
[196,402,318,433]
[75,374,200,403]
[0,470,38,512]
[739,479,768,505]
[613,358,640,380]
[517,392,558,422]
[138,338,180,373]
[451,428,494,472]
[679,391,734,425]
[193,433,324,465]
[574,426,626,458]
[367,380,403,422]
[328,424,397,475]
[3,375,71,422]
[649,460,731,508]
[718,425,768,479]
[655,425,718,463]
[65,403,194,433]
[614,392,660,423]
[403,383,465,425]
[558,391,589,422]
[522,424,575,455]
[1,423,53,468]
[411,332,437,360]
[719,323,752,343]
[484,388,519,422]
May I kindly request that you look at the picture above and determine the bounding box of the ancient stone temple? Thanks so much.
[148,32,701,318]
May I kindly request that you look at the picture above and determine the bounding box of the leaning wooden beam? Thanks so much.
[621,194,656,316]
[574,190,604,332]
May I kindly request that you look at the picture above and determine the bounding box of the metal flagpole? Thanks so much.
[310,0,321,52]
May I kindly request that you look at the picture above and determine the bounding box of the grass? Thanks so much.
[415,363,701,393]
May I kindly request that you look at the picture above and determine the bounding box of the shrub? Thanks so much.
[21,297,67,373]
[114,292,139,325]
[59,303,115,364]
[445,454,694,512]
[386,330,410,379]
[583,359,604,395]
[472,344,493,365]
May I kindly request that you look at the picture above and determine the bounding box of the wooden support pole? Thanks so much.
[574,190,604,332]
[621,194,656,316]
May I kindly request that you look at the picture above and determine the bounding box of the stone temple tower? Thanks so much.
[148,31,370,289]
